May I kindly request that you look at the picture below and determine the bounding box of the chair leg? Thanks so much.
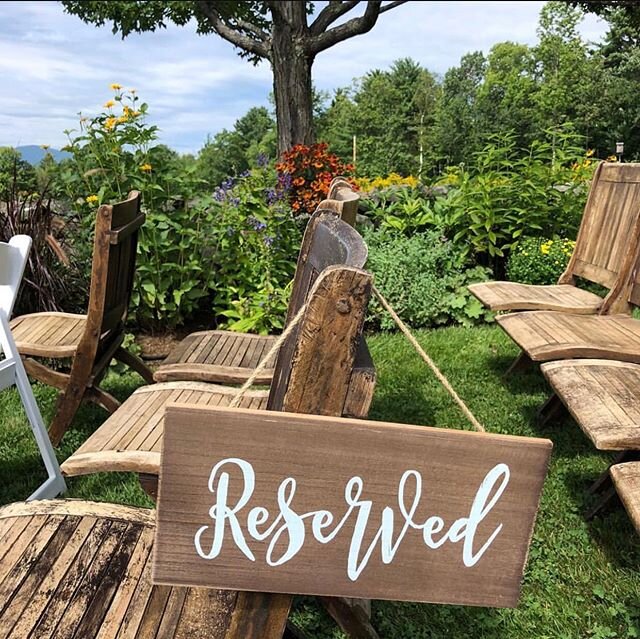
[84,386,121,413]
[48,386,86,446]
[585,486,620,521]
[504,352,534,377]
[537,393,567,427]
[319,597,380,639]
[114,346,154,384]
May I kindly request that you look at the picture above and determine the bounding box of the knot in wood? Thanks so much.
[336,298,351,314]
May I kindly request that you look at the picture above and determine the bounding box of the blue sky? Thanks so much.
[0,1,607,154]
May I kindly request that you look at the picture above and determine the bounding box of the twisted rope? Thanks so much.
[229,301,309,409]
[228,282,486,433]
[372,285,485,432]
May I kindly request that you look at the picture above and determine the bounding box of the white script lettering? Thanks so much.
[193,459,510,580]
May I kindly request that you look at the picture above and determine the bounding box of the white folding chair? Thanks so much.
[0,235,66,499]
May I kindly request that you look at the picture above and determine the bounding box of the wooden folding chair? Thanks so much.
[0,236,65,499]
[154,201,365,386]
[318,176,359,226]
[469,162,640,315]
[10,191,154,446]
[0,257,377,637]
[536,358,640,529]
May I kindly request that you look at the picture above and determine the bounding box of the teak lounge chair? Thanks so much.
[153,197,364,386]
[540,359,640,532]
[0,241,377,638]
[469,162,640,315]
[10,191,154,446]
[0,235,65,500]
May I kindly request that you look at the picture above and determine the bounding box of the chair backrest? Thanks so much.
[318,177,359,227]
[269,214,370,413]
[0,235,32,319]
[285,210,367,325]
[82,191,144,349]
[563,162,640,305]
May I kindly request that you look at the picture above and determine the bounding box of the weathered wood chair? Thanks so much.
[61,212,374,482]
[10,191,154,446]
[539,359,640,531]
[154,200,363,386]
[1,255,377,637]
[0,236,65,499]
[469,162,640,315]
[610,462,640,534]
[318,176,359,226]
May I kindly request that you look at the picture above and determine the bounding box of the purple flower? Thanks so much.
[239,169,251,178]
[220,177,235,192]
[263,235,274,247]
[265,188,280,205]
[229,197,240,207]
[248,215,267,231]
[213,188,225,202]
[278,173,292,192]
[257,153,268,167]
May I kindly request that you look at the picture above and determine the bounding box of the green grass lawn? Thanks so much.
[1,325,638,638]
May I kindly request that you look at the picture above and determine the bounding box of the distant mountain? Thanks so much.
[15,145,71,165]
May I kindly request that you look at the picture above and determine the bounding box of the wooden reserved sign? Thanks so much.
[153,405,552,607]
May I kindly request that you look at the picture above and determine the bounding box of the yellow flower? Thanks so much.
[104,100,115,108]
[606,155,618,162]
[140,163,152,172]
[586,148,595,157]
[110,83,122,90]
[86,194,99,204]
[117,115,128,124]
[104,116,117,130]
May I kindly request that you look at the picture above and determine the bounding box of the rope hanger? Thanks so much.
[230,283,486,434]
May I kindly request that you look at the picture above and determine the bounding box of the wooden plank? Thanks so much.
[154,405,552,608]
[611,462,640,534]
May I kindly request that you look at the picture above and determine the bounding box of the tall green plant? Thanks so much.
[445,129,594,273]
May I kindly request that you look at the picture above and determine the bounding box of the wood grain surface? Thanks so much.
[154,405,552,608]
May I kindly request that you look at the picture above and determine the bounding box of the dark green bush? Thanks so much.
[363,228,494,329]
[506,236,574,285]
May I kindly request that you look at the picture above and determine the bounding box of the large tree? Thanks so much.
[62,1,407,154]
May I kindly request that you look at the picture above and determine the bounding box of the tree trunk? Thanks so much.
[271,2,315,155]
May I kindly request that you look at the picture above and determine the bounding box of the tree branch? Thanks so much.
[310,1,360,36]
[308,1,405,55]
[197,1,269,59]
[379,0,408,14]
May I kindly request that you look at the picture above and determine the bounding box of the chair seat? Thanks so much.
[60,381,269,477]
[610,462,640,534]
[0,500,245,638]
[153,330,278,384]
[497,311,640,363]
[541,359,640,450]
[10,312,87,357]
[468,282,603,314]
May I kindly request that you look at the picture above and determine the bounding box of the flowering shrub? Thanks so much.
[355,172,419,192]
[194,163,301,334]
[51,86,208,327]
[276,142,354,215]
[507,237,576,285]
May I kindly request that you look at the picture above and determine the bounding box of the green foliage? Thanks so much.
[0,147,37,200]
[445,131,594,271]
[507,236,575,285]
[196,106,276,189]
[194,164,301,334]
[364,228,494,329]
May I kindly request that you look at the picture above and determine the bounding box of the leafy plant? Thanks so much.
[195,164,302,334]
[444,130,594,274]
[276,142,354,215]
[364,228,494,329]
[507,236,575,285]
[0,156,81,315]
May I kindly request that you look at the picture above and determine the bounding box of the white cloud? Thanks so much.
[0,0,608,154]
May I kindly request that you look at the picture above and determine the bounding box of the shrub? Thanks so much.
[193,164,302,334]
[442,130,594,274]
[364,228,494,329]
[51,86,210,327]
[276,142,354,215]
[506,236,575,285]
[355,172,418,192]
